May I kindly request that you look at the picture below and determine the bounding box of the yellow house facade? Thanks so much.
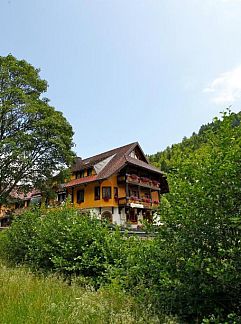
[60,142,169,227]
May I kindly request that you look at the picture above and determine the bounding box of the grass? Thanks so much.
[0,262,178,324]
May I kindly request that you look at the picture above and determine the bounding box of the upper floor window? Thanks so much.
[114,187,118,199]
[94,186,100,200]
[77,189,84,203]
[102,186,111,200]
[87,168,92,176]
[76,170,85,179]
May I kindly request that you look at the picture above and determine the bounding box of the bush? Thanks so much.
[107,112,241,322]
[1,206,126,287]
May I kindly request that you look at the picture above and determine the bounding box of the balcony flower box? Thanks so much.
[127,174,139,183]
[130,174,138,180]
[140,177,152,186]
[103,197,110,202]
[130,196,139,202]
[141,197,151,203]
[140,177,149,183]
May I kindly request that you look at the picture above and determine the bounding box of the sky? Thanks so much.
[1,0,241,158]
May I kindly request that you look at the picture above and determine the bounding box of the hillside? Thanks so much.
[149,110,241,173]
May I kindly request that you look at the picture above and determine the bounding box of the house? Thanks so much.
[0,190,40,227]
[61,142,169,227]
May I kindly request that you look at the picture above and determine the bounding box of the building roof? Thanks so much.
[63,175,97,188]
[10,188,40,201]
[66,142,169,192]
[71,142,139,171]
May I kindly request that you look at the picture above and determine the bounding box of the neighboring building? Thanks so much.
[0,190,40,227]
[61,142,169,227]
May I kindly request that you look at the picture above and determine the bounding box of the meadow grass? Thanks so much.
[0,262,178,324]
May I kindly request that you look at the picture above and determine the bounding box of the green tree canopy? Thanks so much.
[153,110,241,320]
[0,54,75,204]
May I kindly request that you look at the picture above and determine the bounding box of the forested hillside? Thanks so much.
[149,110,241,173]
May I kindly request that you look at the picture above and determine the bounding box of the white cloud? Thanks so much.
[204,65,241,104]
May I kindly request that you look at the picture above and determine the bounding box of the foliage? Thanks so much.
[0,54,75,204]
[2,109,241,322]
[109,111,241,322]
[144,111,241,321]
[1,206,127,287]
[148,110,241,173]
[0,262,164,324]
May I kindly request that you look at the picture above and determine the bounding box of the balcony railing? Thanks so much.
[118,196,159,209]
[119,174,160,190]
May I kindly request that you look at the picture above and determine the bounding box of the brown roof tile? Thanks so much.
[65,142,169,192]
[124,155,163,174]
[71,142,137,172]
[63,175,97,188]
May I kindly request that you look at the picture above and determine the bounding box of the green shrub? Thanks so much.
[1,206,126,287]
[107,112,241,322]
[124,112,241,321]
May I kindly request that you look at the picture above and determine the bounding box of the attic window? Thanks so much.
[87,168,92,176]
[130,150,139,159]
[76,170,85,179]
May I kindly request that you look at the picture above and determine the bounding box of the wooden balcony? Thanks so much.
[117,174,160,190]
[118,196,159,209]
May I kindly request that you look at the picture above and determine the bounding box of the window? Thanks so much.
[102,187,111,200]
[128,188,139,198]
[87,168,92,176]
[114,187,118,199]
[144,192,150,198]
[126,208,138,223]
[77,189,84,203]
[75,170,85,179]
[94,186,100,200]
[58,192,66,203]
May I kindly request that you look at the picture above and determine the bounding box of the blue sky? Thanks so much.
[1,0,241,158]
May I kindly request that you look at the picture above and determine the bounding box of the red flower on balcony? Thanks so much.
[140,177,149,183]
[130,195,139,202]
[130,174,139,181]
[143,197,151,203]
[103,197,109,202]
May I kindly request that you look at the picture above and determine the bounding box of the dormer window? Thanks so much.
[87,168,92,176]
[76,170,85,179]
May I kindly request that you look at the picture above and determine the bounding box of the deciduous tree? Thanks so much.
[0,54,75,204]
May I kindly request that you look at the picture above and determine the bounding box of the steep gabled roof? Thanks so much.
[65,142,169,192]
[71,142,138,172]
